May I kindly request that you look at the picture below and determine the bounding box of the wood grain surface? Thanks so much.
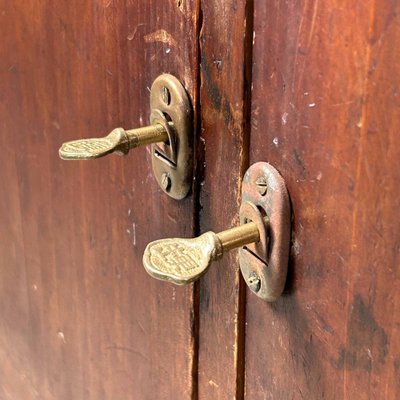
[197,0,253,398]
[246,1,400,398]
[0,1,200,399]
[1,0,399,398]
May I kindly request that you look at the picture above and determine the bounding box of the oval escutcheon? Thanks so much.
[239,162,291,302]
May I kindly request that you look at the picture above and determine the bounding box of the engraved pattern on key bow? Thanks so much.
[61,138,114,155]
[148,241,204,277]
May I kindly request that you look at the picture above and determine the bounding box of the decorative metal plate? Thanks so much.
[150,74,193,200]
[239,162,291,301]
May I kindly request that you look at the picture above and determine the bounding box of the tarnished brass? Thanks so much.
[240,162,291,302]
[58,73,193,200]
[143,222,260,285]
[59,124,168,160]
[142,162,291,302]
[150,74,193,200]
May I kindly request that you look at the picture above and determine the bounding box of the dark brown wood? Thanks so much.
[0,1,200,398]
[246,1,400,398]
[2,1,400,398]
[197,0,253,398]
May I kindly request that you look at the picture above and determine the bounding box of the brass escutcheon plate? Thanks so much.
[240,162,291,301]
[150,74,193,200]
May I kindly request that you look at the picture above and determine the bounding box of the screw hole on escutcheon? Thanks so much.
[161,86,171,105]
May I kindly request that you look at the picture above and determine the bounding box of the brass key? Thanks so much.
[142,222,260,285]
[145,162,290,301]
[59,124,169,160]
[58,74,194,200]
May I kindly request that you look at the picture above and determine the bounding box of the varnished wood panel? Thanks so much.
[197,0,253,398]
[246,1,400,398]
[0,1,199,398]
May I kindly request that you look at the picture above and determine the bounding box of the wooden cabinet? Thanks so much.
[0,1,399,399]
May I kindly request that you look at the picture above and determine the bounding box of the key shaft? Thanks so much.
[216,222,259,254]
[142,222,260,285]
[59,123,169,160]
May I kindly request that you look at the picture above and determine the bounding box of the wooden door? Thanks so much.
[0,1,200,399]
[1,0,399,399]
[197,0,400,399]
[244,1,400,399]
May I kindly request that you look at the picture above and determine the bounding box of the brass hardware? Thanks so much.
[240,162,291,301]
[58,74,193,199]
[142,162,291,301]
[143,222,260,285]
[150,74,193,200]
[59,125,168,160]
